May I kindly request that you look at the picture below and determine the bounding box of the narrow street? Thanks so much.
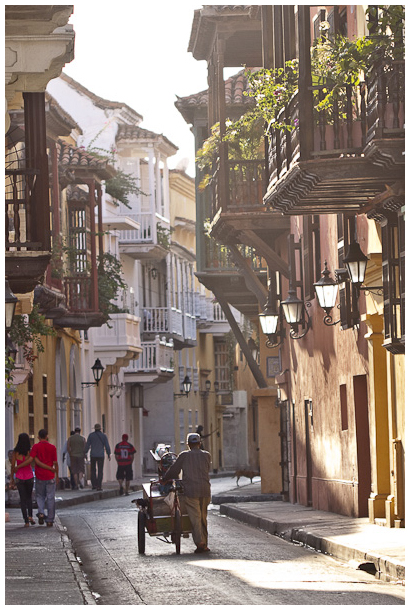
[58,480,405,605]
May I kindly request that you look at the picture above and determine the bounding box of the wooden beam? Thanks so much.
[228,244,268,307]
[297,6,314,160]
[212,286,268,389]
[237,230,289,278]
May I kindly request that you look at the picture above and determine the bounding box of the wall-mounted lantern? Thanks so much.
[174,375,192,398]
[81,358,104,388]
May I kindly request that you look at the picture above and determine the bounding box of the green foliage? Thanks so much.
[105,170,145,208]
[196,115,265,191]
[86,138,145,208]
[9,304,56,366]
[50,236,90,279]
[243,60,299,131]
[156,223,174,250]
[97,252,128,319]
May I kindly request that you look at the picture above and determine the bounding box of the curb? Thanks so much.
[212,493,282,504]
[220,504,405,582]
[55,514,97,605]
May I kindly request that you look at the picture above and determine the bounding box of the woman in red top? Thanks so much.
[11,433,35,527]
[11,432,55,527]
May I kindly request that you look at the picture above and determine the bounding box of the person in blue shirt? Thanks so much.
[85,424,111,491]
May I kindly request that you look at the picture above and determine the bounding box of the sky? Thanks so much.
[64,3,209,177]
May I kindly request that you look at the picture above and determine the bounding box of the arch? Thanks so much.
[55,338,69,475]
[69,344,83,430]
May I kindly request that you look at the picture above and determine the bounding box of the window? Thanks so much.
[28,375,34,442]
[340,384,348,430]
[382,212,405,353]
[337,214,357,329]
[179,409,185,451]
[214,340,231,391]
[42,374,48,431]
[303,215,321,301]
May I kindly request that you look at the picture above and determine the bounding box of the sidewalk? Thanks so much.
[212,482,405,583]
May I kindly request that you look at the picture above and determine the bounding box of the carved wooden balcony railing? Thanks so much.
[211,156,265,218]
[6,93,52,293]
[5,169,39,251]
[204,237,265,274]
[64,275,96,313]
[264,59,405,214]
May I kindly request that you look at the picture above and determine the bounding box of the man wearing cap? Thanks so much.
[85,424,111,491]
[114,434,136,496]
[162,432,211,553]
[67,427,86,490]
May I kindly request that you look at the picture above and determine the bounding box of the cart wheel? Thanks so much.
[174,508,182,555]
[138,511,146,554]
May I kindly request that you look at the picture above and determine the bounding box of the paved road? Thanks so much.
[58,483,405,605]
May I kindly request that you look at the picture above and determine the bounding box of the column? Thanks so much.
[365,313,391,523]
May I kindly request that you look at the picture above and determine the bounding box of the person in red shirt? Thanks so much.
[30,429,59,526]
[114,434,136,496]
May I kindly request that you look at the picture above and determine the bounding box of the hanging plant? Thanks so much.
[8,304,56,367]
[97,252,129,319]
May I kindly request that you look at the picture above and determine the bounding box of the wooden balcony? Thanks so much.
[209,155,289,244]
[124,336,174,384]
[53,275,106,330]
[5,170,51,293]
[264,61,405,215]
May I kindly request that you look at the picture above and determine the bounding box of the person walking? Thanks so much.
[114,434,136,496]
[62,431,75,489]
[10,433,36,526]
[30,429,59,527]
[162,432,211,553]
[85,424,111,491]
[67,427,86,490]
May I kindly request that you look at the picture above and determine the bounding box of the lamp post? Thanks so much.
[5,280,18,331]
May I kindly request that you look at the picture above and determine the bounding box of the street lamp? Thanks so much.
[314,261,340,326]
[343,239,368,285]
[280,286,311,340]
[5,280,18,331]
[81,358,105,388]
[174,375,192,398]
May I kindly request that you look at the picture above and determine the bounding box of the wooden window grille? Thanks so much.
[382,212,405,354]
[340,384,348,430]
[28,376,34,441]
[337,214,357,329]
[214,341,231,391]
[42,374,48,431]
[303,215,321,301]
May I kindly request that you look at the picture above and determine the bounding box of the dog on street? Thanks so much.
[233,469,260,486]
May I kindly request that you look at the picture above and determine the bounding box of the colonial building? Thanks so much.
[5,6,75,455]
[184,5,404,525]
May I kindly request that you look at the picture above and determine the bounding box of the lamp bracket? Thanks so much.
[289,302,312,340]
[359,286,383,296]
[81,381,99,388]
[334,268,349,283]
[266,331,284,349]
